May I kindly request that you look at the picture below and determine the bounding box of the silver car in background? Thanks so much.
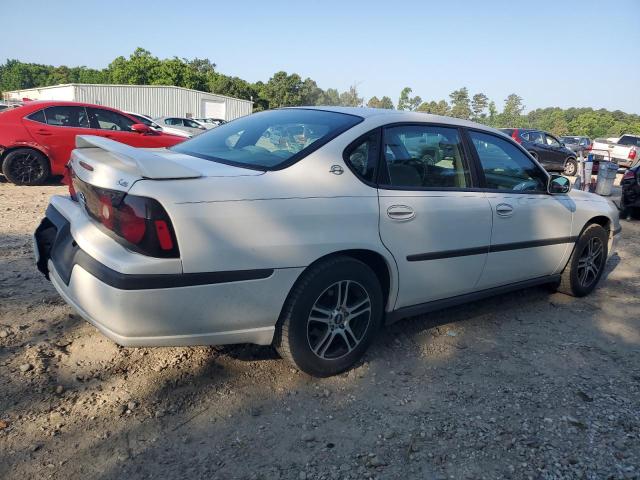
[154,116,208,136]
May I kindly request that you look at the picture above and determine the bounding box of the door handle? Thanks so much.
[36,129,52,136]
[495,203,514,217]
[387,205,415,221]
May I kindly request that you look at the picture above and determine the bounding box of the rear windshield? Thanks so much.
[170,109,362,170]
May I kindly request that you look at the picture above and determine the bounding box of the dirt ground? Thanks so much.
[0,178,639,480]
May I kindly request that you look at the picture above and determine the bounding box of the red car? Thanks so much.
[0,101,186,185]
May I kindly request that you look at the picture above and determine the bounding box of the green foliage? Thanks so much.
[367,95,394,109]
[471,93,489,122]
[416,100,450,116]
[2,50,639,137]
[449,87,471,119]
[397,87,422,111]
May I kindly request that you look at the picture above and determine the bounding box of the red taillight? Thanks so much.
[119,204,147,244]
[71,176,179,257]
[511,129,522,144]
[622,170,636,181]
[628,148,637,160]
[154,220,174,250]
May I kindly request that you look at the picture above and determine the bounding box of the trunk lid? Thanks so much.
[70,135,264,192]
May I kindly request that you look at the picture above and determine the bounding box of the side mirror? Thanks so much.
[131,123,153,134]
[548,174,571,194]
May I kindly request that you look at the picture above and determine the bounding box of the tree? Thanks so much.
[471,93,489,122]
[367,96,394,109]
[339,84,363,107]
[107,48,161,85]
[487,101,498,127]
[502,93,525,127]
[449,87,471,119]
[397,87,422,111]
[319,88,341,106]
[416,100,450,116]
[261,71,306,108]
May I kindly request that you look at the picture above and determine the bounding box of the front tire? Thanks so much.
[563,157,578,176]
[2,148,50,185]
[274,256,383,377]
[556,224,608,297]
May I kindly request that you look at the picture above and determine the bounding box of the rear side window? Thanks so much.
[171,109,362,170]
[619,135,640,147]
[469,130,547,192]
[165,118,182,126]
[527,131,545,144]
[184,119,202,128]
[344,130,380,183]
[26,109,46,124]
[43,106,90,128]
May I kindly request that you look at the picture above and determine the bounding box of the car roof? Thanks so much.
[287,106,507,135]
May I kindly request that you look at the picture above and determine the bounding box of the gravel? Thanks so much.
[0,182,639,480]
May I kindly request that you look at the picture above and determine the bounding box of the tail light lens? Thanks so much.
[71,171,179,258]
[511,129,522,144]
[63,164,77,200]
[622,169,636,181]
[628,148,637,160]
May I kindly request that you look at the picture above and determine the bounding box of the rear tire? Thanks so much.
[2,148,50,185]
[555,224,608,297]
[273,256,383,377]
[563,157,578,176]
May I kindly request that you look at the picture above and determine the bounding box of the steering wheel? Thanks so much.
[512,180,540,191]
[110,125,118,130]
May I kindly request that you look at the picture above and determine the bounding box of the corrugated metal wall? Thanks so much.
[3,84,253,121]
[72,85,253,120]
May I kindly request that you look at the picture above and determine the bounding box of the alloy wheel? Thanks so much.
[9,152,45,184]
[306,280,371,360]
[564,160,577,176]
[577,237,604,288]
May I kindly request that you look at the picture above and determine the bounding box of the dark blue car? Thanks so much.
[500,128,578,176]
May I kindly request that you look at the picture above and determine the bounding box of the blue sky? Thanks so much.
[1,0,639,113]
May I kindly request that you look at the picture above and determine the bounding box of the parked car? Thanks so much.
[195,118,226,128]
[0,101,186,185]
[124,112,192,138]
[559,135,592,156]
[155,116,208,136]
[500,128,578,176]
[621,163,640,219]
[33,107,620,377]
[591,134,640,168]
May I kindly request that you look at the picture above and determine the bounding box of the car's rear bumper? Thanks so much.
[34,203,303,347]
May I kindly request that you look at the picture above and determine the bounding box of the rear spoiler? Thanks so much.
[74,135,201,179]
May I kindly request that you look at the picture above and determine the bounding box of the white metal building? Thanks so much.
[2,84,253,121]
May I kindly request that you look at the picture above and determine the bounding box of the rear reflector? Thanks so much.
[154,220,174,250]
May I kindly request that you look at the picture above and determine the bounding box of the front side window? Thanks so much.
[88,108,134,131]
[545,134,561,147]
[171,109,362,170]
[43,106,89,128]
[381,125,470,189]
[344,131,380,183]
[469,130,548,192]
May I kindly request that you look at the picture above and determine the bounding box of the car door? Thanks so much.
[22,105,91,172]
[87,107,162,148]
[467,130,575,289]
[544,133,568,170]
[376,124,493,309]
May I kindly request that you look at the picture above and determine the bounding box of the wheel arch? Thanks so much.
[285,248,398,314]
[0,144,50,171]
[581,215,611,236]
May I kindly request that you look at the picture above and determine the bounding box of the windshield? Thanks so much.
[170,109,362,170]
